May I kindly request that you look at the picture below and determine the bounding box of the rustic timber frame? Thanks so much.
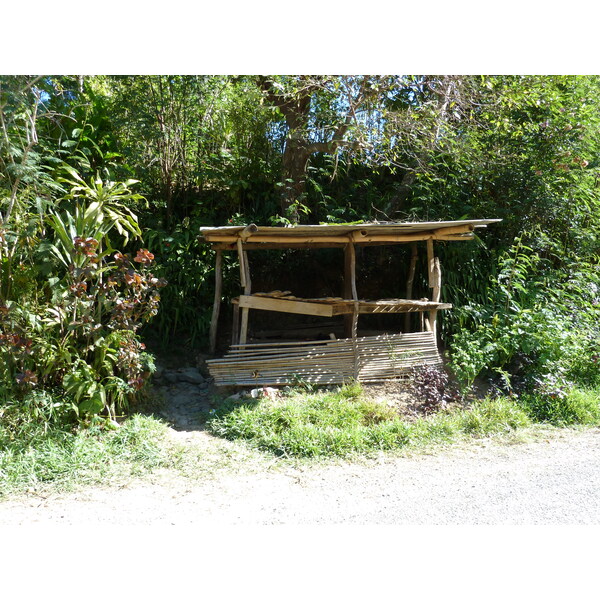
[199,220,500,386]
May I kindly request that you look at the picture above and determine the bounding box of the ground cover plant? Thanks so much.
[204,380,599,459]
[0,411,171,498]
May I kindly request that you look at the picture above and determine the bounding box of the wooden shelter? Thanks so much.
[199,219,500,386]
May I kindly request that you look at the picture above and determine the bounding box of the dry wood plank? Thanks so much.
[435,234,474,241]
[237,295,335,317]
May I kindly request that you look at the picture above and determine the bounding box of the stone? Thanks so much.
[163,370,179,384]
[177,367,205,385]
[250,387,279,399]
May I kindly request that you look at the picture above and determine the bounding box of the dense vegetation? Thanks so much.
[1,75,599,478]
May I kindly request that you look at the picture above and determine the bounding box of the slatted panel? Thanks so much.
[207,332,442,386]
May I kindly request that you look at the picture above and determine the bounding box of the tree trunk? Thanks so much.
[280,137,311,221]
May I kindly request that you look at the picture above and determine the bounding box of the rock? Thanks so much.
[178,367,204,385]
[164,370,179,384]
[250,387,279,399]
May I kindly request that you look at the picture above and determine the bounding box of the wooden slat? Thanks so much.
[208,332,443,386]
[237,295,335,317]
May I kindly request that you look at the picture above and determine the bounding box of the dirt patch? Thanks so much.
[360,379,470,421]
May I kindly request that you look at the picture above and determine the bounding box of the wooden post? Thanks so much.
[404,243,418,332]
[231,303,240,345]
[426,238,436,335]
[344,241,358,339]
[209,249,223,354]
[426,238,435,287]
[428,257,442,337]
[238,247,252,345]
[236,239,246,290]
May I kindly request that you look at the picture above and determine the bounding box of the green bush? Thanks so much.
[449,233,600,392]
[0,173,164,420]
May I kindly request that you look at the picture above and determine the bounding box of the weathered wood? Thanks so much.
[427,238,435,288]
[236,239,246,290]
[238,248,252,344]
[429,256,442,337]
[239,223,259,240]
[432,257,441,303]
[404,242,418,332]
[344,241,358,338]
[209,249,223,354]
[432,224,474,236]
[243,250,251,294]
[237,294,335,317]
[239,307,249,344]
[231,303,240,345]
[344,241,358,300]
[208,332,443,386]
[202,225,475,247]
[234,294,452,317]
[435,234,474,241]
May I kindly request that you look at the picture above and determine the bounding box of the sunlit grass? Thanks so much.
[206,384,536,458]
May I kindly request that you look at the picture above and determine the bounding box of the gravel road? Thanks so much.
[1,427,599,525]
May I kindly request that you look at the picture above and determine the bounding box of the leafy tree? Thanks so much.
[257,75,393,221]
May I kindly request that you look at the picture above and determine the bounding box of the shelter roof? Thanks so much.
[198,219,501,248]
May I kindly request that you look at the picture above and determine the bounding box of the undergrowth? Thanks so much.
[204,381,593,459]
[0,412,171,498]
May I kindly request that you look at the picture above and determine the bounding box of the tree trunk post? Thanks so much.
[404,243,418,332]
[209,249,223,354]
[344,240,358,339]
[237,241,252,345]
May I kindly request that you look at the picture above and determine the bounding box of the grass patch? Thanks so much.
[517,386,600,426]
[0,413,172,498]
[206,384,535,459]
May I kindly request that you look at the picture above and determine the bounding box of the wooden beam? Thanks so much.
[208,235,474,250]
[237,295,335,317]
[239,223,259,240]
[202,225,475,247]
[435,234,474,241]
[209,249,223,354]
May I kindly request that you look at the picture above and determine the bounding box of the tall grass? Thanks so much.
[0,413,171,498]
[517,387,600,426]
